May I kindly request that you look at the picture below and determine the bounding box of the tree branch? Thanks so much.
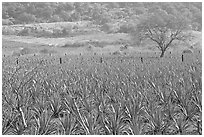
[147,28,161,45]
[164,37,175,50]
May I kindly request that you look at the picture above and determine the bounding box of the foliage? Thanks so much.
[2,2,202,31]
[2,52,202,135]
[133,11,192,57]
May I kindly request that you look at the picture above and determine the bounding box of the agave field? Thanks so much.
[2,51,202,135]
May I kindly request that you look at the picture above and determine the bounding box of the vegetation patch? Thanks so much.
[2,53,202,135]
[39,48,57,54]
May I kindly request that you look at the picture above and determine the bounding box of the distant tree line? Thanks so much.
[2,2,202,31]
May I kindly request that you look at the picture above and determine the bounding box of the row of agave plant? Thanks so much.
[2,54,202,135]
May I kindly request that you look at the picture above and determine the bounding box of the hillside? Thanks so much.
[2,2,202,57]
[2,27,201,57]
[2,2,202,31]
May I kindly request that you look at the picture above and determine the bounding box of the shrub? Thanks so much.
[52,27,63,37]
[62,42,85,47]
[2,19,14,25]
[100,23,111,33]
[182,49,193,54]
[17,28,31,36]
[120,45,128,51]
[39,48,57,54]
[2,26,17,35]
[16,13,36,24]
[61,25,73,36]
[112,50,122,55]
[39,48,50,54]
[50,15,64,22]
[12,51,21,56]
[11,47,33,56]
[19,47,32,55]
[117,23,135,33]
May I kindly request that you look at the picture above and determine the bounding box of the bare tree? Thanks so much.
[134,10,192,57]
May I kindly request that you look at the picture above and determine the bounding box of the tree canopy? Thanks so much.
[135,11,192,57]
[2,2,202,31]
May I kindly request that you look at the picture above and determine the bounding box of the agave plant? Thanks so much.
[191,89,202,135]
[32,107,58,135]
[171,82,199,122]
[91,86,112,135]
[6,115,29,135]
[2,50,202,135]
[61,91,89,134]
[171,115,192,135]
[103,91,129,135]
[124,91,145,135]
[2,109,20,135]
[142,98,172,135]
[58,110,82,135]
[47,91,65,119]
[162,99,180,134]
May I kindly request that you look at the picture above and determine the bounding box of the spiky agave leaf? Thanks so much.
[171,79,200,127]
[61,92,89,134]
[2,109,20,135]
[148,80,172,106]
[80,99,98,134]
[143,99,172,135]
[34,108,58,135]
[48,91,64,119]
[91,88,111,135]
[171,115,192,135]
[6,114,30,135]
[162,99,180,132]
[103,95,129,135]
[191,88,202,114]
[124,91,145,135]
[58,110,79,135]
[31,95,49,119]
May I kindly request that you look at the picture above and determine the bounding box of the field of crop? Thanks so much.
[2,50,202,135]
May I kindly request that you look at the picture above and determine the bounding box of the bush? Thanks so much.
[39,48,57,55]
[86,44,94,51]
[2,26,17,35]
[100,23,120,33]
[61,25,73,36]
[112,50,122,55]
[52,27,63,37]
[182,49,193,54]
[12,51,21,57]
[62,42,85,48]
[50,15,64,22]
[19,47,32,55]
[2,19,14,25]
[39,48,49,54]
[16,13,36,24]
[17,28,31,36]
[100,23,111,33]
[35,29,54,38]
[51,26,73,37]
[120,45,128,51]
[11,47,33,56]
[117,24,135,33]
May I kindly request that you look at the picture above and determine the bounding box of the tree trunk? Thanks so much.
[160,50,165,58]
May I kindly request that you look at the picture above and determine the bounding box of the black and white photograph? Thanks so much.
[2,1,202,135]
